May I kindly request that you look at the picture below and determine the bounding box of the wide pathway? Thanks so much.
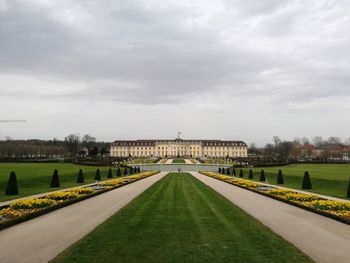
[0,172,167,263]
[191,172,350,263]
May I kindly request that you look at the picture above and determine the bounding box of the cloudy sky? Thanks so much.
[0,0,349,146]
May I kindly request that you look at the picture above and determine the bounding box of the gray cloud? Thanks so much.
[0,0,349,144]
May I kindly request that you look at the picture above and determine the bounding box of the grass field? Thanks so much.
[0,163,120,202]
[52,173,311,263]
[239,164,350,199]
[172,159,185,164]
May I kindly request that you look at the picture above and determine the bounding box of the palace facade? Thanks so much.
[110,138,248,158]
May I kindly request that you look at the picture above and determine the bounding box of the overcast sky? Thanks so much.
[0,0,349,146]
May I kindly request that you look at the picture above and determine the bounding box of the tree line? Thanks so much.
[0,134,110,160]
[249,136,350,163]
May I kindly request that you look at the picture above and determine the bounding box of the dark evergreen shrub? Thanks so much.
[116,168,121,177]
[5,171,18,195]
[138,167,141,173]
[95,169,101,181]
[129,167,134,175]
[277,169,284,184]
[50,169,60,188]
[259,169,266,182]
[107,168,113,178]
[218,167,222,174]
[124,168,128,175]
[77,169,84,183]
[302,171,312,189]
[226,168,230,175]
[134,167,137,173]
[347,177,350,198]
[232,168,236,176]
[248,169,254,179]
[239,169,244,178]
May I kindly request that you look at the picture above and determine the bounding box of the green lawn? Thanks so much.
[52,173,311,263]
[172,159,186,164]
[239,164,350,199]
[0,163,120,202]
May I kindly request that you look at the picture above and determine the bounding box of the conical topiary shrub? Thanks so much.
[134,167,137,173]
[116,168,121,177]
[218,167,222,173]
[124,168,128,175]
[77,169,84,183]
[239,169,244,178]
[226,168,230,175]
[249,169,254,179]
[259,169,266,182]
[232,168,236,176]
[107,168,113,178]
[95,169,101,181]
[302,171,312,189]
[50,169,60,188]
[5,171,18,195]
[138,166,141,173]
[129,167,134,175]
[347,177,350,198]
[277,169,284,184]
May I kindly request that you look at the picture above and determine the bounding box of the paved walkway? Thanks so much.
[184,159,192,164]
[191,172,350,263]
[0,172,167,263]
[165,159,173,164]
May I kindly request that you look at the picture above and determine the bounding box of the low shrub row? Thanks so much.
[217,167,346,194]
[4,166,142,196]
[0,171,159,230]
[200,171,350,224]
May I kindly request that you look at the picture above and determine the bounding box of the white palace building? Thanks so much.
[110,138,248,158]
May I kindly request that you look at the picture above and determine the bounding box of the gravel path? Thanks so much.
[0,172,167,263]
[190,172,350,263]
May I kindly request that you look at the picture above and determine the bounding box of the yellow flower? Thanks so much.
[306,200,350,211]
[283,193,320,202]
[10,198,56,209]
[68,187,95,195]
[46,191,79,200]
[0,207,40,218]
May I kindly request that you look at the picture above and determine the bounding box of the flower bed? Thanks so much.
[200,171,350,225]
[0,171,159,230]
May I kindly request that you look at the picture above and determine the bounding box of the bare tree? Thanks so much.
[345,138,350,145]
[273,136,281,148]
[302,137,310,145]
[312,136,324,147]
[327,136,341,144]
[64,134,81,156]
[82,134,96,150]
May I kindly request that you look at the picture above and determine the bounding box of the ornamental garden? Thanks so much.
[0,161,349,262]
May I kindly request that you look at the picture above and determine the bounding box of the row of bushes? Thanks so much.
[218,167,350,197]
[4,166,142,196]
[201,171,350,224]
